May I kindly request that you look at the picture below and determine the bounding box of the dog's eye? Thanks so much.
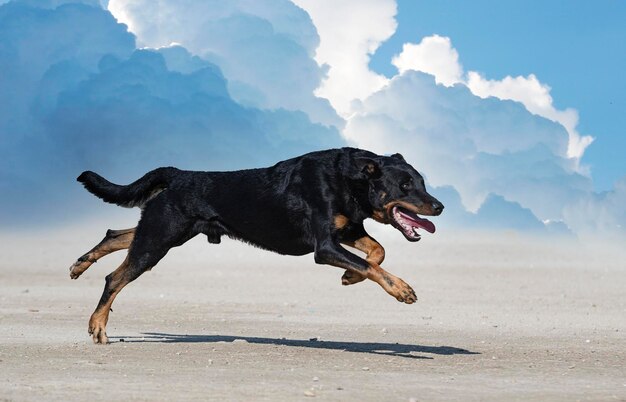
[401,181,412,190]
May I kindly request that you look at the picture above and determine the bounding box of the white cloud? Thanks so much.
[108,0,341,127]
[291,0,396,117]
[390,35,593,161]
[467,72,593,159]
[391,35,462,86]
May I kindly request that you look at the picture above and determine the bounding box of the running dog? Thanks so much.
[69,147,444,344]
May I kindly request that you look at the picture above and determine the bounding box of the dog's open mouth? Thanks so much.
[391,205,436,241]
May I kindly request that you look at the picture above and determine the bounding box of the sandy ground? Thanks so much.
[0,223,625,401]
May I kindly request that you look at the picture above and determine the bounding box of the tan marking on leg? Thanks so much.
[341,236,385,285]
[69,228,135,279]
[322,240,416,303]
[352,236,385,265]
[334,214,349,230]
[88,256,134,344]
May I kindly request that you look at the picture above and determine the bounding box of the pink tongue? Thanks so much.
[399,210,436,233]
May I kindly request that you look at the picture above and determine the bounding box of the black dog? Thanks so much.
[69,147,443,344]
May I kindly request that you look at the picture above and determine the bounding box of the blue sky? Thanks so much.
[0,0,624,240]
[371,0,626,191]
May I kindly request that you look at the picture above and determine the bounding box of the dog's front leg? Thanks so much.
[314,240,416,304]
[340,235,385,285]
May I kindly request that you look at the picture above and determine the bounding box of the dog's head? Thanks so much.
[351,153,444,241]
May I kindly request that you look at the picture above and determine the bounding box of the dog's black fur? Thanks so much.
[70,147,443,344]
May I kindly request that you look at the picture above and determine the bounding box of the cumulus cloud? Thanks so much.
[466,72,593,159]
[291,0,396,116]
[107,0,341,127]
[0,0,135,133]
[391,35,462,86]
[391,35,593,161]
[0,0,341,226]
[46,49,339,172]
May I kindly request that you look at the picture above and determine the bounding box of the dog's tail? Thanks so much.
[77,167,178,208]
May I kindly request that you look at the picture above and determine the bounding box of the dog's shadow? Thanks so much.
[111,332,479,360]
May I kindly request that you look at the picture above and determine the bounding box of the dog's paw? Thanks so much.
[386,277,417,304]
[88,315,109,345]
[69,255,93,279]
[341,270,366,286]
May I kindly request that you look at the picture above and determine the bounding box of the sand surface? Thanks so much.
[1,224,625,401]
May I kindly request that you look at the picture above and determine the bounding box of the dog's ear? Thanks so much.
[391,153,405,162]
[354,157,381,180]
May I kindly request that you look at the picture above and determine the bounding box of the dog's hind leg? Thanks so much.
[69,228,136,279]
[88,255,134,344]
[88,237,175,345]
[88,200,200,344]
